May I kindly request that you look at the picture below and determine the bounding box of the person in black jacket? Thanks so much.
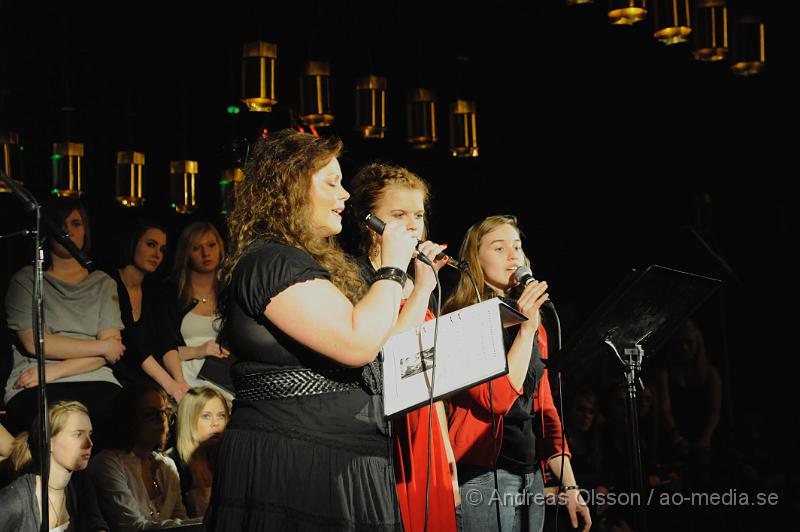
[107,219,191,402]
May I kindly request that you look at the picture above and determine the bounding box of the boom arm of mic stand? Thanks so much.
[0,175,51,532]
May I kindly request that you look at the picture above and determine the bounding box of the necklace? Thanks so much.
[195,290,213,304]
[48,493,64,526]
[145,454,163,517]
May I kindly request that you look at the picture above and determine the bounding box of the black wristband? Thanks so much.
[372,266,407,288]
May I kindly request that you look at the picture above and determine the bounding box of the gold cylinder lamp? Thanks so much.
[653,0,692,45]
[693,1,728,61]
[300,61,334,127]
[449,100,478,158]
[170,160,198,214]
[1,132,22,193]
[566,0,594,4]
[220,167,244,214]
[52,142,84,197]
[115,151,145,207]
[355,75,387,139]
[407,89,437,149]
[241,41,278,112]
[609,0,648,25]
[730,15,765,76]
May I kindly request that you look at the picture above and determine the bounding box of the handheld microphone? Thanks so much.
[513,266,555,310]
[364,213,465,271]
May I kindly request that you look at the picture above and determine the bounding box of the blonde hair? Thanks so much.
[219,129,365,304]
[444,215,530,313]
[11,401,90,473]
[173,221,225,309]
[175,386,230,464]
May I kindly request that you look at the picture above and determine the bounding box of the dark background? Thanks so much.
[1,0,796,508]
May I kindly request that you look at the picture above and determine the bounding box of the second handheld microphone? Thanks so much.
[364,213,465,271]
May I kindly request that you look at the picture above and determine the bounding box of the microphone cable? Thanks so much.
[545,303,569,532]
[463,266,503,531]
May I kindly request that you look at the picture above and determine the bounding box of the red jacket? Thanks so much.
[448,323,570,471]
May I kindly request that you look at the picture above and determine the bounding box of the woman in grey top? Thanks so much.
[3,198,125,445]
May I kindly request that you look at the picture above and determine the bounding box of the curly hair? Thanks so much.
[219,129,365,304]
[347,162,431,258]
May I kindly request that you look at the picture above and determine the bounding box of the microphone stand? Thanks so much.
[1,172,50,532]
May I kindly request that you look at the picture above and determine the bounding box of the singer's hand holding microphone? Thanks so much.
[376,219,421,271]
[514,266,552,333]
[364,213,463,271]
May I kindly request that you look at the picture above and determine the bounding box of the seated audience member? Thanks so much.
[88,386,194,531]
[3,197,124,445]
[166,386,230,517]
[107,219,190,402]
[154,222,233,401]
[0,401,108,531]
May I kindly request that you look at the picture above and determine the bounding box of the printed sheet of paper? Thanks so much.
[382,297,524,417]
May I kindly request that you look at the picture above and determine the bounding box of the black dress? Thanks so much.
[204,241,402,531]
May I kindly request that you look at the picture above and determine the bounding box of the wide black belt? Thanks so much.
[233,367,363,400]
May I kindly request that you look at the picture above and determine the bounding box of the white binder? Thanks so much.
[381,297,526,417]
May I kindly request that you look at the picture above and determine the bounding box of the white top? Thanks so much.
[87,450,192,531]
[179,312,232,401]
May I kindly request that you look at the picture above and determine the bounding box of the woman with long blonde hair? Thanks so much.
[167,386,230,517]
[446,215,590,532]
[204,129,418,531]
[154,221,233,400]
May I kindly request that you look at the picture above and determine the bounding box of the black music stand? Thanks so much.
[551,265,720,531]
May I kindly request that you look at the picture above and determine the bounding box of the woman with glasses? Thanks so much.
[88,386,195,530]
[445,215,591,532]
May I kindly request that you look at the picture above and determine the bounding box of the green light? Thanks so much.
[226,106,240,115]
[19,145,25,151]
[219,179,232,185]
[171,203,178,209]
[51,154,62,160]
[51,188,60,194]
